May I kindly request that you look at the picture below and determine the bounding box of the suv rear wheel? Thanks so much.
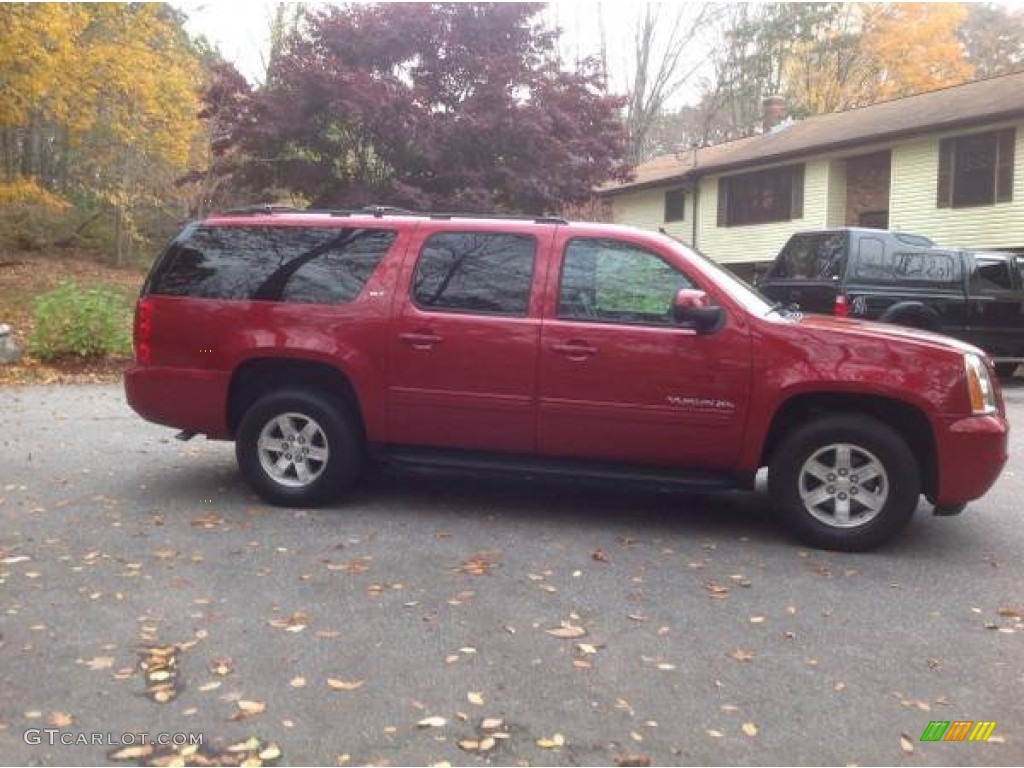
[236,388,363,506]
[768,414,920,551]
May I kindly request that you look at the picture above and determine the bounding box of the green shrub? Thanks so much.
[28,281,133,361]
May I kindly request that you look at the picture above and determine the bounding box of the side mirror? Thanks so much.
[672,289,725,334]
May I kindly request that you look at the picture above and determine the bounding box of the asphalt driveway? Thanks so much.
[0,383,1022,766]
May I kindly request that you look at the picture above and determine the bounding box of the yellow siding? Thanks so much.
[697,158,830,264]
[610,186,695,244]
[826,159,847,227]
[890,121,1024,249]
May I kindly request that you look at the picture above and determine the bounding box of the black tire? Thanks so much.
[235,388,363,507]
[994,362,1018,378]
[768,414,920,551]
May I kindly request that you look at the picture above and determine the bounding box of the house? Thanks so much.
[598,72,1024,282]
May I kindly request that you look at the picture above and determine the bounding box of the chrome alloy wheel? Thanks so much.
[257,412,330,488]
[798,443,889,528]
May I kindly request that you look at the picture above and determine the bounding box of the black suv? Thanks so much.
[759,228,1024,376]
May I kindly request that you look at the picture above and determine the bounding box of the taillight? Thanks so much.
[135,297,154,364]
[833,293,848,318]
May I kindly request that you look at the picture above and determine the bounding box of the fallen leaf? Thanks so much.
[537,733,566,748]
[616,755,652,767]
[577,643,599,655]
[86,656,115,671]
[233,700,266,720]
[729,648,755,662]
[47,712,74,727]
[198,681,221,692]
[109,744,154,761]
[290,676,306,688]
[458,739,480,751]
[592,549,609,563]
[228,738,262,753]
[259,744,282,760]
[418,716,447,728]
[481,717,504,730]
[742,722,758,737]
[707,729,724,738]
[749,616,765,624]
[468,691,484,706]
[706,582,730,598]
[900,733,914,754]
[478,737,496,751]
[327,678,365,691]
[546,623,586,639]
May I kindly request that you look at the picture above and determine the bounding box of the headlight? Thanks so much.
[965,353,997,414]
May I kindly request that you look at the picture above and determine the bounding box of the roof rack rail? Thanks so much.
[219,203,569,226]
[219,204,304,216]
[427,211,568,225]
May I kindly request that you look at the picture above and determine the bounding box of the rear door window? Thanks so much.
[768,233,846,279]
[412,232,536,316]
[150,226,396,303]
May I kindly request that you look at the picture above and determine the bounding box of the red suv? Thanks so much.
[126,207,1009,550]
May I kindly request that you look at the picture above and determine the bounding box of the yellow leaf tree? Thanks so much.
[0,3,204,262]
[861,3,975,100]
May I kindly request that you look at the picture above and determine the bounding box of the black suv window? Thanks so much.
[974,258,1014,291]
[558,238,693,325]
[412,232,535,316]
[769,233,846,279]
[853,247,961,285]
[150,226,396,303]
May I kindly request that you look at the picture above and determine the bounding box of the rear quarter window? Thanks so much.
[768,233,846,279]
[149,226,396,303]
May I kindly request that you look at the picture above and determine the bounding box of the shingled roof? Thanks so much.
[601,70,1024,195]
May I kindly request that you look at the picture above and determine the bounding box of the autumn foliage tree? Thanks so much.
[0,3,204,261]
[203,3,629,213]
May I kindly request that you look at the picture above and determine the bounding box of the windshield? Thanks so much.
[661,236,776,315]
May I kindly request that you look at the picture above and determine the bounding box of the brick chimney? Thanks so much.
[762,95,787,133]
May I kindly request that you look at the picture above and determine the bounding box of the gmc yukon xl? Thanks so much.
[125,208,1009,551]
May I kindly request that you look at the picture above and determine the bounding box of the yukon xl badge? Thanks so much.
[666,396,736,412]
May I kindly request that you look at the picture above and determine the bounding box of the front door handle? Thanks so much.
[552,341,598,359]
[400,331,443,349]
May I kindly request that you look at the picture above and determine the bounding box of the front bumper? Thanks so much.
[932,413,1009,506]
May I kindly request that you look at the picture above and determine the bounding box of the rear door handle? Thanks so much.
[552,341,598,359]
[400,331,443,349]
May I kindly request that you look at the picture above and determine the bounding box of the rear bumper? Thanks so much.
[932,413,1009,505]
[124,365,231,438]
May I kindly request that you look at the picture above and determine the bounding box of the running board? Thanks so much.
[376,445,740,492]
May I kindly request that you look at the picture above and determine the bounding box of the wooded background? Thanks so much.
[2,2,1022,265]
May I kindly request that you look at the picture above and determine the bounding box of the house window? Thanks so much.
[664,189,685,222]
[938,128,1015,208]
[717,164,804,227]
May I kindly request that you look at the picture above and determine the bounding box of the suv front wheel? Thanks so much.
[768,414,920,551]
[236,388,363,507]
